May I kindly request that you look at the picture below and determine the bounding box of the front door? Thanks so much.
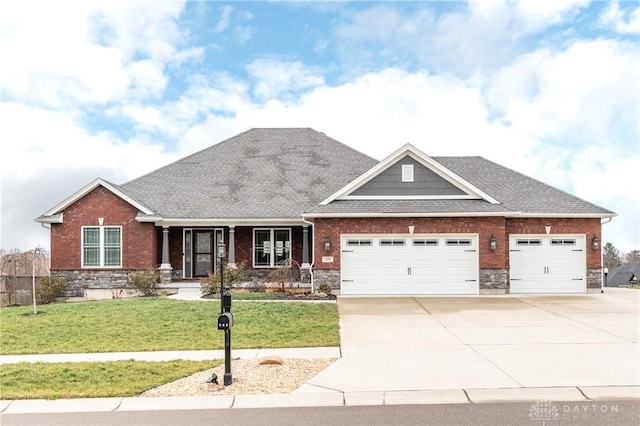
[194,230,214,277]
[184,229,223,278]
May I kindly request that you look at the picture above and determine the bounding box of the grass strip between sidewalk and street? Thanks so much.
[0,297,339,355]
[0,360,220,400]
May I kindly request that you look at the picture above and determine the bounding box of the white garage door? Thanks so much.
[509,235,586,294]
[340,234,478,295]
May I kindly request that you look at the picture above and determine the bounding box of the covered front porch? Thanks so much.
[154,223,314,285]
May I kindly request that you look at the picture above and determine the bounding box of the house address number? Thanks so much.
[322,256,334,263]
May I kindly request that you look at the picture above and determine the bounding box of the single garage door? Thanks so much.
[509,235,586,294]
[340,234,478,295]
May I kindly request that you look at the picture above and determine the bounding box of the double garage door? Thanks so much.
[340,234,478,295]
[509,235,586,293]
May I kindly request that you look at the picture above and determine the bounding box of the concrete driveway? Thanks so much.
[305,289,639,395]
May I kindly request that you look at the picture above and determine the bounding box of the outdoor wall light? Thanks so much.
[324,237,331,251]
[489,234,497,251]
[591,235,600,251]
[217,241,226,259]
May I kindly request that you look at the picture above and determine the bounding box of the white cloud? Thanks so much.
[246,58,325,99]
[215,5,234,33]
[599,1,640,34]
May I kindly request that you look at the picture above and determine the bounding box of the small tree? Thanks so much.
[268,258,301,293]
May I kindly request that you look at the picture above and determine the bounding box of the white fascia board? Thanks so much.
[144,216,308,227]
[320,144,500,205]
[511,212,617,219]
[34,213,63,224]
[41,178,155,219]
[343,195,481,201]
[304,211,514,219]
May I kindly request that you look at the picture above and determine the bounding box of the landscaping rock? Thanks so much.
[258,355,284,365]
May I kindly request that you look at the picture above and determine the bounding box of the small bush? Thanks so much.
[268,259,301,293]
[200,262,246,296]
[247,281,267,293]
[37,275,68,304]
[318,282,332,296]
[127,269,160,297]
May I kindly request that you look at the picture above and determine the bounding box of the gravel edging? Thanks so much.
[141,358,336,397]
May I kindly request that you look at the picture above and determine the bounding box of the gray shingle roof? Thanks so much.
[120,128,377,219]
[306,156,614,217]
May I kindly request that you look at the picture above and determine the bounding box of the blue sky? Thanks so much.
[1,0,638,254]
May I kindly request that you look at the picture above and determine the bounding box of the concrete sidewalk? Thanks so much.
[2,289,639,414]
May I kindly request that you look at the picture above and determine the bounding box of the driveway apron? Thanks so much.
[306,290,639,393]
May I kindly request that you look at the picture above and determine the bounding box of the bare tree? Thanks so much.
[603,242,622,270]
[625,249,640,263]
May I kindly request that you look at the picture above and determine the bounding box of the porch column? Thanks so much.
[228,225,236,268]
[302,225,310,268]
[160,226,172,269]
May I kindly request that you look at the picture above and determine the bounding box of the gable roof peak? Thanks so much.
[320,144,500,205]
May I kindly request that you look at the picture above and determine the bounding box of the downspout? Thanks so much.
[600,217,613,293]
[302,216,315,293]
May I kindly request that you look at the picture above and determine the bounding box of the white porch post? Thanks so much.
[160,226,172,269]
[302,225,310,268]
[228,225,236,268]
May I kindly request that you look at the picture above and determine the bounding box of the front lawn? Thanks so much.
[0,297,339,355]
[0,360,219,400]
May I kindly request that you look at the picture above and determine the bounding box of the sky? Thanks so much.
[0,0,638,254]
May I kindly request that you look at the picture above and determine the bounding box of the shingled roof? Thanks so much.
[120,128,377,220]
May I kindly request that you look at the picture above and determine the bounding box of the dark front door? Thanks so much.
[194,230,214,277]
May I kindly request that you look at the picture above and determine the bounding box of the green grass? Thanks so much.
[0,297,339,355]
[0,360,220,400]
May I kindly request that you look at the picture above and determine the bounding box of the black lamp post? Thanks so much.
[216,241,233,386]
[604,267,609,288]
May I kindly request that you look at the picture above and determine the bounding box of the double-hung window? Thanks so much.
[254,228,291,267]
[82,226,122,268]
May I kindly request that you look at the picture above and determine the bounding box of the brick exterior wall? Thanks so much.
[49,186,159,296]
[312,216,602,290]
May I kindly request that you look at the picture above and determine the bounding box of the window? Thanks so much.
[380,239,405,246]
[551,239,576,246]
[413,239,438,246]
[82,226,121,268]
[446,239,472,246]
[517,239,542,246]
[254,229,291,267]
[347,239,372,246]
[401,164,414,182]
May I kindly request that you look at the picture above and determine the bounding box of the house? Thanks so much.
[606,262,640,288]
[36,128,615,297]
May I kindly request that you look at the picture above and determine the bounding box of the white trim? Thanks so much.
[140,216,306,227]
[343,195,481,200]
[252,228,292,268]
[81,225,122,269]
[320,144,500,205]
[37,178,154,223]
[303,211,615,219]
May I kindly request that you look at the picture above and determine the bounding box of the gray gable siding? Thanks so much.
[120,128,378,220]
[351,156,467,196]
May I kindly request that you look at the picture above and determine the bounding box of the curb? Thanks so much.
[2,386,638,414]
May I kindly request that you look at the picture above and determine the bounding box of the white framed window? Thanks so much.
[254,228,291,267]
[82,226,122,268]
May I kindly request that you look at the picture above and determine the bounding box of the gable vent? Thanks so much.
[401,164,414,182]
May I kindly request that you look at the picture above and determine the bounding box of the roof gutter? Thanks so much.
[301,216,315,293]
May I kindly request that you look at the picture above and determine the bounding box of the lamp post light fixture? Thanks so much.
[489,234,497,251]
[592,235,600,250]
[216,240,233,386]
[604,267,609,288]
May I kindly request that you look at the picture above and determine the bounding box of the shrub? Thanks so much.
[200,262,246,296]
[37,275,68,304]
[318,282,332,296]
[247,281,267,293]
[127,269,160,297]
